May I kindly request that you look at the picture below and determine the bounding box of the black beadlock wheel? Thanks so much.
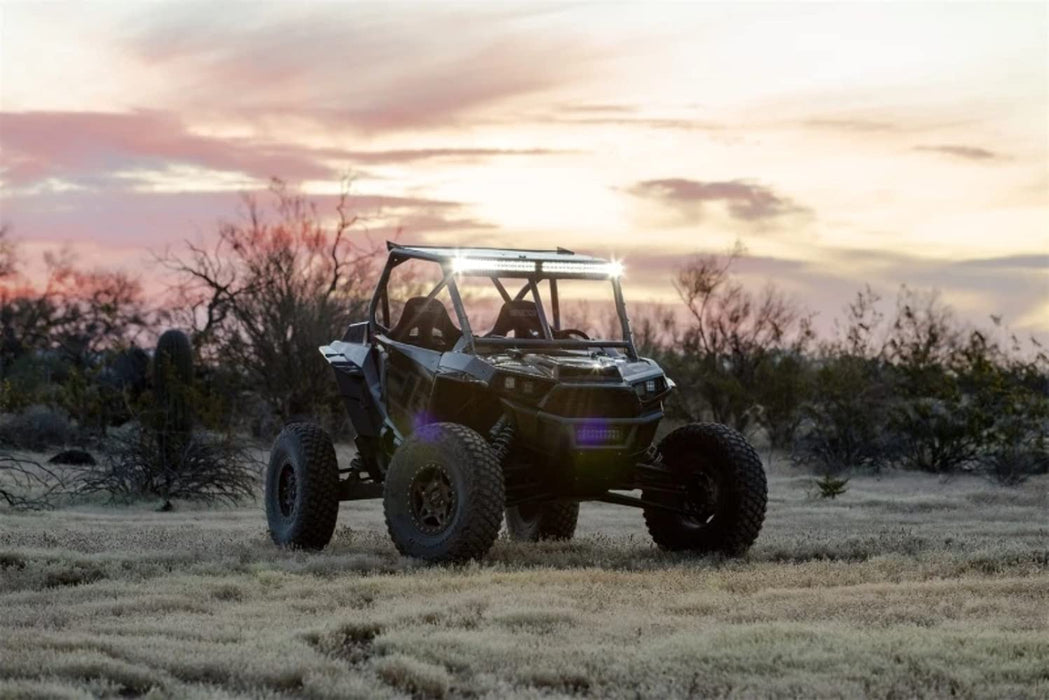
[643,422,767,556]
[505,501,579,542]
[266,423,340,550]
[384,423,504,563]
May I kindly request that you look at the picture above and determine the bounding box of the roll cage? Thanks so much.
[369,242,638,359]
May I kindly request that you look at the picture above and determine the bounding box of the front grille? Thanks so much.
[542,386,640,418]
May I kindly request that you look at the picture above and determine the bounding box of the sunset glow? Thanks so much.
[1,2,1046,334]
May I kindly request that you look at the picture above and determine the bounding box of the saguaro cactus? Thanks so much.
[153,329,194,503]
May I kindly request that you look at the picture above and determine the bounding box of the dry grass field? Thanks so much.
[1,465,1047,699]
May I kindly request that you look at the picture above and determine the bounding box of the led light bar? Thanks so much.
[452,257,537,273]
[542,261,624,277]
[576,425,624,445]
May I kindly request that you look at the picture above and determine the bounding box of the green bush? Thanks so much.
[887,394,988,474]
[792,355,893,474]
[965,332,1049,484]
[815,474,849,499]
[754,349,813,449]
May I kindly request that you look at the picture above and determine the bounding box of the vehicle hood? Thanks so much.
[484,351,664,384]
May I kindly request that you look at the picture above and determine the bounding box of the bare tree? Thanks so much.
[667,244,813,441]
[833,285,886,359]
[886,286,959,370]
[674,244,802,361]
[159,179,380,426]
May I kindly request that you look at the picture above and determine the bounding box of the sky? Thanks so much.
[1,1,1047,337]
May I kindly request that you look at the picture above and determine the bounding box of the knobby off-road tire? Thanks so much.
[384,423,504,563]
[505,501,579,541]
[643,422,767,556]
[266,423,340,550]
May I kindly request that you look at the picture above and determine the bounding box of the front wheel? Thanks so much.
[383,423,504,563]
[266,423,340,550]
[643,422,767,556]
[505,501,579,541]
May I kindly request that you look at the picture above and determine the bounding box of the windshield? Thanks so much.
[370,252,636,357]
[450,272,627,346]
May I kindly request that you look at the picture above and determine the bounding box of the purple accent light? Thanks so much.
[576,420,622,446]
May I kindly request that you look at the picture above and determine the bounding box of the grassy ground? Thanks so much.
[1,468,1047,699]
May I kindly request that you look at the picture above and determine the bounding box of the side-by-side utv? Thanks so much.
[265,243,767,562]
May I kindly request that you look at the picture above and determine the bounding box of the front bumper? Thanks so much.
[505,399,663,493]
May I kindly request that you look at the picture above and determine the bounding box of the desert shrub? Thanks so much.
[881,288,991,473]
[792,286,1049,480]
[0,404,72,450]
[887,393,987,474]
[982,443,1048,486]
[753,348,814,448]
[793,355,894,474]
[792,288,894,473]
[75,425,260,505]
[814,474,849,499]
[964,332,1049,484]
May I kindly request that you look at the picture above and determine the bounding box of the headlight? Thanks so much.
[496,373,552,400]
[633,376,667,400]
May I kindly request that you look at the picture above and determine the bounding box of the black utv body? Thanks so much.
[266,243,767,562]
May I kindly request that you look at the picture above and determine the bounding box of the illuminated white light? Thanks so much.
[542,261,625,277]
[452,257,536,273]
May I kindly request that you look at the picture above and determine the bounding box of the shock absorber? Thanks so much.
[488,415,515,466]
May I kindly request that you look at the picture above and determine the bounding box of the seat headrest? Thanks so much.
[389,297,461,349]
[490,300,544,338]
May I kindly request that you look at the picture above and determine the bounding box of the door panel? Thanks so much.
[378,337,440,437]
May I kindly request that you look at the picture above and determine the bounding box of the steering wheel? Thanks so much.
[556,328,591,340]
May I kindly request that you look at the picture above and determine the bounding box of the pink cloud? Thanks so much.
[1,186,481,251]
[117,5,601,133]
[0,110,336,186]
[0,110,575,189]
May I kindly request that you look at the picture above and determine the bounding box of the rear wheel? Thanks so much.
[505,501,579,541]
[266,423,340,550]
[643,422,767,556]
[384,423,504,563]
